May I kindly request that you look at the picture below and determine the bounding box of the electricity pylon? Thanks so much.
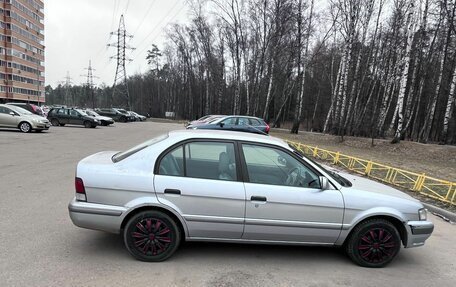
[81,60,99,108]
[59,71,73,106]
[108,15,135,109]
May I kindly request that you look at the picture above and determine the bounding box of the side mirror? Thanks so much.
[219,122,225,128]
[277,156,287,166]
[319,176,330,190]
[9,112,16,116]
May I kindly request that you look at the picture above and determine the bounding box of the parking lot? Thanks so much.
[1,122,455,287]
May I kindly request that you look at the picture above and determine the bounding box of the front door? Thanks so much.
[68,109,82,125]
[154,141,246,239]
[0,106,19,127]
[240,143,344,244]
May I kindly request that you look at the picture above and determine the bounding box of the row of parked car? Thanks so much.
[186,114,270,135]
[0,103,147,133]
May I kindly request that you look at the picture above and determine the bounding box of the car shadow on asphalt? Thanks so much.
[77,232,350,265]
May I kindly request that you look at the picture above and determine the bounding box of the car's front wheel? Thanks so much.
[19,122,32,133]
[345,218,401,268]
[123,210,180,262]
[83,121,92,128]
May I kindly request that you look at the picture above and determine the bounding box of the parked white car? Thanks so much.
[68,130,433,267]
[0,104,50,133]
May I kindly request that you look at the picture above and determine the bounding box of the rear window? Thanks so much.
[112,133,169,162]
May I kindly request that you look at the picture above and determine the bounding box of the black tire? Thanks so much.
[51,119,59,126]
[123,210,180,262]
[83,121,92,128]
[90,124,96,128]
[120,116,127,123]
[345,218,401,268]
[19,122,32,133]
[59,123,65,127]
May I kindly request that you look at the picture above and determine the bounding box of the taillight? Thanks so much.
[265,124,270,134]
[75,177,87,201]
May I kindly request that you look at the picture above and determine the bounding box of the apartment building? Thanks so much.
[0,0,44,104]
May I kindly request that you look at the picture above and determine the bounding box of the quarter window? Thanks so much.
[242,144,320,188]
[159,146,184,176]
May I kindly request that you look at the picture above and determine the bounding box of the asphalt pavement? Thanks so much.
[0,122,455,287]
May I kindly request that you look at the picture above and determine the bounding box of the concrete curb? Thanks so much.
[422,203,456,223]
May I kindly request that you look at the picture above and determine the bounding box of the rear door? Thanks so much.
[57,109,69,124]
[240,143,344,243]
[154,140,246,239]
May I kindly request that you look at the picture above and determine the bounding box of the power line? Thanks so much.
[124,0,131,15]
[131,0,157,36]
[131,0,181,57]
[129,2,186,66]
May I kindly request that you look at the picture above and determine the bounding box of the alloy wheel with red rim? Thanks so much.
[357,227,398,264]
[131,217,172,256]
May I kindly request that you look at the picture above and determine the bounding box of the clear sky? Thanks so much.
[44,0,190,88]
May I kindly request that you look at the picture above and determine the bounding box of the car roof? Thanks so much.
[167,129,287,147]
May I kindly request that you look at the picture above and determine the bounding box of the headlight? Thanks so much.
[418,208,427,221]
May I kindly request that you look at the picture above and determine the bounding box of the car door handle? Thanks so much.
[250,196,267,202]
[164,189,181,195]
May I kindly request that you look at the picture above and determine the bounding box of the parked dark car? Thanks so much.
[186,114,225,127]
[6,102,44,116]
[47,108,100,128]
[84,110,115,126]
[187,115,270,134]
[95,108,134,122]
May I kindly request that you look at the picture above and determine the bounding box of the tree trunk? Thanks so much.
[392,0,416,144]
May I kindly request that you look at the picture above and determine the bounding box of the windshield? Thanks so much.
[112,133,169,163]
[288,144,352,187]
[9,105,33,115]
[117,109,127,113]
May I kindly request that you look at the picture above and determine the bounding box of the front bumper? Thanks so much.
[405,220,434,248]
[32,122,51,130]
[68,198,126,234]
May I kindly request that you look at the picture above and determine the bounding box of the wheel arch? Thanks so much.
[120,204,188,241]
[343,215,408,247]
[18,120,32,131]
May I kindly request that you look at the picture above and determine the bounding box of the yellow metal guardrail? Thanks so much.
[287,141,456,206]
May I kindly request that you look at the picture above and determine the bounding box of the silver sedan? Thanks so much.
[68,130,433,267]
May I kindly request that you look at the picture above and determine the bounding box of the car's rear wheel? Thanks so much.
[51,119,59,126]
[19,122,32,133]
[83,121,92,128]
[345,218,401,268]
[123,210,180,262]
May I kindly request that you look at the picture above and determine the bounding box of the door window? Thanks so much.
[0,106,11,114]
[242,144,320,188]
[57,109,66,115]
[69,110,79,117]
[221,117,236,125]
[238,117,249,126]
[185,142,236,181]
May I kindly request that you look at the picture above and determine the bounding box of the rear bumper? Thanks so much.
[68,198,126,234]
[405,220,434,248]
